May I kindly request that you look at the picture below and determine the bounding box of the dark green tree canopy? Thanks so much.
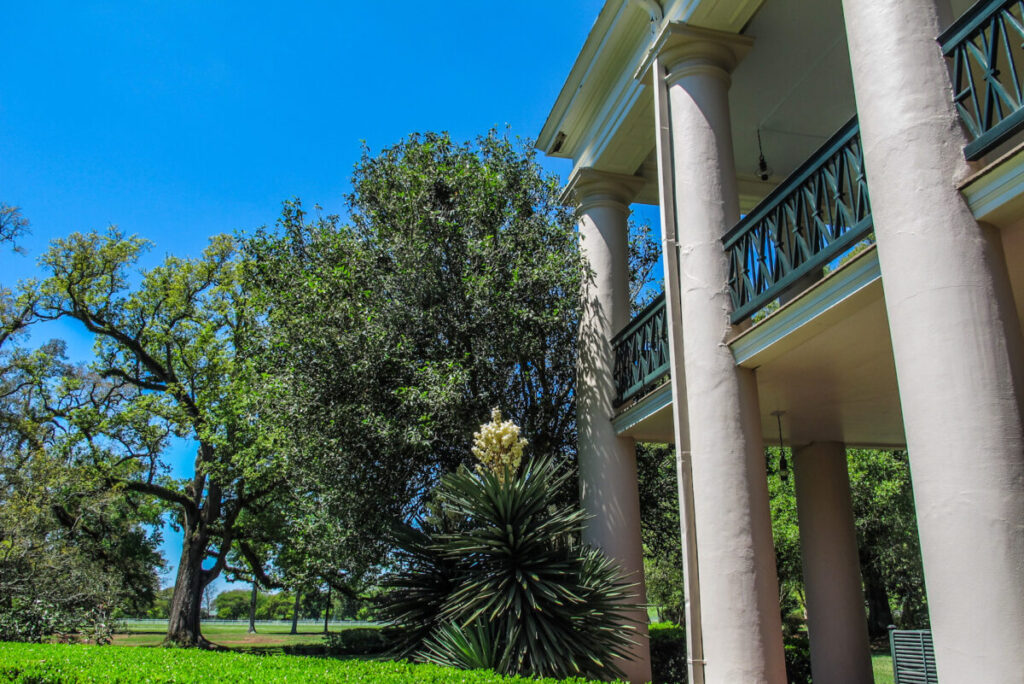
[246,131,587,579]
[345,130,582,467]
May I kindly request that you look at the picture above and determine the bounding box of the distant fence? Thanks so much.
[116,618,380,627]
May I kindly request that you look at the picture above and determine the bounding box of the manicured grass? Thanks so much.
[113,620,354,648]
[0,642,602,683]
[871,652,895,684]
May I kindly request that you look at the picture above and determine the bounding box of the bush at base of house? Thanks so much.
[281,626,393,657]
[0,642,608,683]
[649,622,687,684]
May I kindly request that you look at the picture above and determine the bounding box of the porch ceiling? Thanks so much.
[743,271,906,449]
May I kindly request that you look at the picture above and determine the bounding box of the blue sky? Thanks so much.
[1,1,659,592]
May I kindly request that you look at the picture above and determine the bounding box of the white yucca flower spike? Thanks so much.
[472,407,527,482]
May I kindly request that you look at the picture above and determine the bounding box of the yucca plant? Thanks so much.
[380,411,638,680]
[378,520,462,658]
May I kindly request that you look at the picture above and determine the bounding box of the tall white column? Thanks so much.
[653,51,706,684]
[792,442,872,684]
[571,168,651,684]
[843,1,1024,681]
[659,26,786,684]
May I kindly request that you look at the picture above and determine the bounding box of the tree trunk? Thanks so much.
[165,526,209,647]
[290,590,301,635]
[323,585,331,634]
[861,549,893,639]
[248,583,258,634]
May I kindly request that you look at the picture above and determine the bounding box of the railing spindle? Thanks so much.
[940,0,1024,159]
[722,118,873,323]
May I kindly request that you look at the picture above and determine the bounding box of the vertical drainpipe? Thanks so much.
[628,5,706,681]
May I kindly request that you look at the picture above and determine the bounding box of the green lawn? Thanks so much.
[106,622,903,683]
[872,651,894,684]
[0,642,599,683]
[113,620,359,648]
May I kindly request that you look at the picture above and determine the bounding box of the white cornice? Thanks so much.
[536,0,633,157]
[537,0,767,177]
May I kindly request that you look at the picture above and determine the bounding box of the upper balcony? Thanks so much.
[605,0,1024,445]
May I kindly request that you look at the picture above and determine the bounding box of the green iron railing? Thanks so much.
[940,0,1024,160]
[611,292,669,407]
[722,117,873,323]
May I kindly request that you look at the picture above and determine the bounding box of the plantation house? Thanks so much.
[541,0,1024,682]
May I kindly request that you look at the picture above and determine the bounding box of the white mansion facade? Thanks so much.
[540,0,1024,682]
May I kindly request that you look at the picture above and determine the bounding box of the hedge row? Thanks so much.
[0,643,603,683]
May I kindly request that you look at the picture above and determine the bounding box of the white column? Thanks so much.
[571,168,651,684]
[659,26,786,684]
[653,51,706,684]
[792,442,872,684]
[842,1,1024,681]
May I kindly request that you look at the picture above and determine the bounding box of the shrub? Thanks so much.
[649,622,687,684]
[323,627,391,656]
[381,452,637,680]
[783,630,812,684]
[0,599,113,645]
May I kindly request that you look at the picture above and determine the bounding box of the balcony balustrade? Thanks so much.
[722,118,874,323]
[608,1,1013,417]
[611,122,875,406]
[611,292,669,407]
[941,0,1024,160]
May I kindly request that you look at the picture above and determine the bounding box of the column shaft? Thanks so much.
[573,170,651,684]
[843,1,1024,680]
[661,28,786,684]
[792,442,872,684]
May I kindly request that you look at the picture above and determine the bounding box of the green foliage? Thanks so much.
[322,627,391,656]
[765,447,803,615]
[648,623,687,684]
[212,590,251,620]
[0,341,163,640]
[0,642,604,683]
[26,229,283,644]
[246,132,585,576]
[636,443,685,625]
[848,449,927,630]
[381,457,637,680]
[782,631,812,684]
[0,600,113,645]
[145,587,174,619]
[766,446,925,678]
[0,204,29,254]
[644,556,685,626]
[422,621,504,671]
[212,589,311,621]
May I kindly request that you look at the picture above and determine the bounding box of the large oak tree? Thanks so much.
[32,232,280,646]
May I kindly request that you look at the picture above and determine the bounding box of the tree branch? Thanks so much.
[118,479,199,518]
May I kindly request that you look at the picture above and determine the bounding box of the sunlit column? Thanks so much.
[843,0,1024,680]
[570,168,651,684]
[659,25,786,684]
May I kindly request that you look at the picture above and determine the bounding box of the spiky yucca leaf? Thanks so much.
[377,521,461,658]
[382,456,638,680]
[420,620,508,671]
